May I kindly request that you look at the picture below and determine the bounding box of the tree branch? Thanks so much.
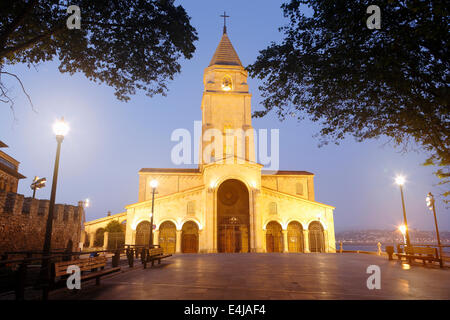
[0,0,38,49]
[0,70,35,112]
[0,22,66,59]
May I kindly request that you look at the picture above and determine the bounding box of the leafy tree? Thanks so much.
[247,0,449,200]
[0,0,198,111]
[105,220,124,233]
[94,227,105,247]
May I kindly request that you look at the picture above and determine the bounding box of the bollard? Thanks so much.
[339,241,343,253]
[127,248,134,268]
[377,242,382,255]
[386,246,394,260]
[112,249,120,267]
[15,261,27,300]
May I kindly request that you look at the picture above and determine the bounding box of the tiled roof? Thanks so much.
[139,168,200,174]
[262,170,314,176]
[208,33,242,67]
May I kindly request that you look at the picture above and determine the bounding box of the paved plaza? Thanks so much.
[51,253,450,300]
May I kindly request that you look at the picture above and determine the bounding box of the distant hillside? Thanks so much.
[335,229,450,244]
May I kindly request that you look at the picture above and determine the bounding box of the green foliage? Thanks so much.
[94,227,105,247]
[247,0,449,201]
[0,0,198,104]
[105,220,124,233]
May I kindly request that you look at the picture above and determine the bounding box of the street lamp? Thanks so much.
[30,176,46,199]
[43,117,69,254]
[41,117,69,299]
[426,192,443,259]
[398,224,407,245]
[149,179,158,248]
[395,175,411,248]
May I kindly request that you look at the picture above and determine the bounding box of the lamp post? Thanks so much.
[41,117,69,299]
[395,175,411,248]
[149,179,158,248]
[398,224,407,245]
[426,192,443,259]
[43,117,69,254]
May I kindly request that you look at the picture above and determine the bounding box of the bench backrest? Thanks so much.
[148,248,164,256]
[406,246,436,256]
[53,256,107,277]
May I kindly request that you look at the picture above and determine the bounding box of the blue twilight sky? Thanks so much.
[0,0,448,232]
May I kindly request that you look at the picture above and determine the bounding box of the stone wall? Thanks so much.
[0,190,84,254]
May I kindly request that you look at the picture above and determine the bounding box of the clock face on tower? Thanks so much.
[221,76,232,91]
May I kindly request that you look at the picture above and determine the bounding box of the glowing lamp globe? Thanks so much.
[395,175,405,186]
[150,179,158,189]
[53,117,69,137]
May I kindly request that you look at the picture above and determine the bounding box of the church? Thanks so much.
[119,26,336,254]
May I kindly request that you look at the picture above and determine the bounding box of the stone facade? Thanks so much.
[86,29,336,255]
[0,190,84,254]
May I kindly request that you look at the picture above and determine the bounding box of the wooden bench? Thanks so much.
[145,248,172,268]
[396,246,443,268]
[52,256,121,287]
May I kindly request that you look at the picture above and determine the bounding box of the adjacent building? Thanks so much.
[0,141,25,193]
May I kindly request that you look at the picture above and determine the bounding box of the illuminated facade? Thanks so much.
[123,31,336,253]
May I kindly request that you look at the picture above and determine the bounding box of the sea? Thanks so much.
[337,243,450,254]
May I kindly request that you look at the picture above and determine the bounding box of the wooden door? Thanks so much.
[288,222,303,253]
[266,222,282,253]
[159,221,176,254]
[182,234,198,253]
[181,221,199,253]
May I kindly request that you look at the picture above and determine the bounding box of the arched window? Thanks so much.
[309,221,325,252]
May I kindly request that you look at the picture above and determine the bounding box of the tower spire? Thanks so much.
[220,11,229,34]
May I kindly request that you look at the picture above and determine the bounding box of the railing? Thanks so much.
[0,244,161,300]
[397,243,449,261]
[337,242,449,266]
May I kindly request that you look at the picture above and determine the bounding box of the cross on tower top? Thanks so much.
[220,11,230,34]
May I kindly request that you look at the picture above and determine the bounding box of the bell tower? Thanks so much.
[200,21,255,166]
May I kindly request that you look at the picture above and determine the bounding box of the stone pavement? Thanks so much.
[51,253,450,300]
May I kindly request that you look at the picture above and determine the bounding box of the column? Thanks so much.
[176,230,182,253]
[303,229,310,253]
[89,233,95,248]
[198,230,204,253]
[103,231,109,250]
[282,230,289,253]
[131,231,136,245]
[154,230,159,246]
[262,230,267,253]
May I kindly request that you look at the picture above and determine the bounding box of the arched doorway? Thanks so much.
[94,228,105,247]
[217,179,250,253]
[135,221,151,246]
[182,221,199,253]
[266,221,283,252]
[287,221,304,252]
[309,221,325,252]
[159,221,176,254]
